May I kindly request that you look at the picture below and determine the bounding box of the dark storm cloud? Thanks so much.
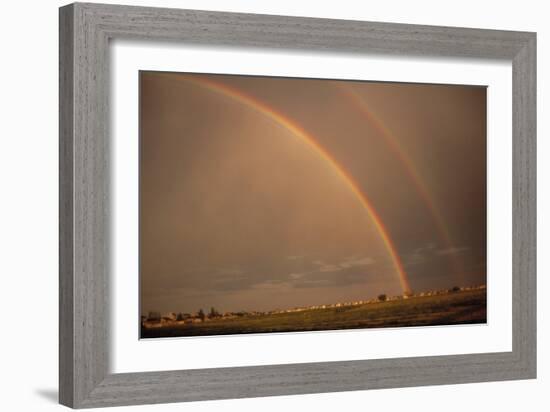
[140,71,487,314]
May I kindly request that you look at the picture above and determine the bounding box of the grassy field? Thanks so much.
[141,288,486,339]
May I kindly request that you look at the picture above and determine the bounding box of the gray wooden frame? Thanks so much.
[59,2,536,408]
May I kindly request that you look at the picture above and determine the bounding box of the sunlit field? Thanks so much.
[141,287,486,338]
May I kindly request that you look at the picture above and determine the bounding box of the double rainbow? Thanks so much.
[156,73,412,294]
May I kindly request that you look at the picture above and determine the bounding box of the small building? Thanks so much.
[164,312,177,321]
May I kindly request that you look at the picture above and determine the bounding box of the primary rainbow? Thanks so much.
[337,83,463,281]
[156,73,412,294]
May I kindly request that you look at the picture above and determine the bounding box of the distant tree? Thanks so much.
[147,311,161,322]
[198,308,205,322]
[176,312,184,321]
[377,294,387,302]
[450,286,461,293]
[209,307,220,319]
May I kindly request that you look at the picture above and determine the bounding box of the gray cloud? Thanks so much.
[436,247,469,256]
[286,255,305,260]
[280,256,381,289]
[403,244,469,267]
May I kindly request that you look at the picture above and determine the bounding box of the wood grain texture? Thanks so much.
[59,2,537,408]
[512,35,537,373]
[59,4,74,407]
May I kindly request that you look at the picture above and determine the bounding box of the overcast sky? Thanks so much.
[140,71,486,315]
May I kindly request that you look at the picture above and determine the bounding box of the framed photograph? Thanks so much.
[59,2,536,408]
[138,71,489,339]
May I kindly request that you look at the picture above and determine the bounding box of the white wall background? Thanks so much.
[0,1,546,411]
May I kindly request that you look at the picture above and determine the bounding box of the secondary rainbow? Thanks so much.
[157,73,412,294]
[337,83,464,281]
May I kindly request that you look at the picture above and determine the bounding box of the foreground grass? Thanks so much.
[141,288,486,338]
